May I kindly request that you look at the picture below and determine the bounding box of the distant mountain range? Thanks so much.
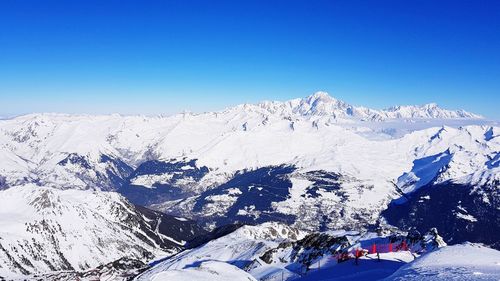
[252,91,482,120]
[0,92,498,279]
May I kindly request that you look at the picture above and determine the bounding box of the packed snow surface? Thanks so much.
[139,261,257,281]
[295,252,415,281]
[384,243,500,281]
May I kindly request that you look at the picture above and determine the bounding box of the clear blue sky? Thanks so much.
[1,0,499,118]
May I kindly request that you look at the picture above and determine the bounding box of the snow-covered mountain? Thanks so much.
[31,258,149,281]
[0,92,495,198]
[0,184,205,278]
[0,93,497,225]
[253,91,482,120]
[134,222,500,281]
[249,227,447,281]
[135,222,307,281]
[135,222,450,281]
[135,222,306,280]
[0,92,498,279]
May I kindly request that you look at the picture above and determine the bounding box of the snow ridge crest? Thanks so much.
[252,91,482,120]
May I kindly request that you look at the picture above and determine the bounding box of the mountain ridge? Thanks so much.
[0,92,498,279]
[1,91,485,121]
[0,184,206,277]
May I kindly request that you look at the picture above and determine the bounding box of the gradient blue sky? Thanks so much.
[1,0,499,118]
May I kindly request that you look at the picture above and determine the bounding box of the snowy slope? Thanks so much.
[0,92,493,192]
[137,261,257,281]
[0,92,497,248]
[248,227,446,281]
[0,184,205,278]
[384,243,500,281]
[156,124,499,235]
[135,222,307,281]
[135,222,447,281]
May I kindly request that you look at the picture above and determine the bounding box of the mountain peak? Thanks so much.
[305,91,335,103]
[423,102,439,108]
[384,102,482,119]
[249,92,482,120]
